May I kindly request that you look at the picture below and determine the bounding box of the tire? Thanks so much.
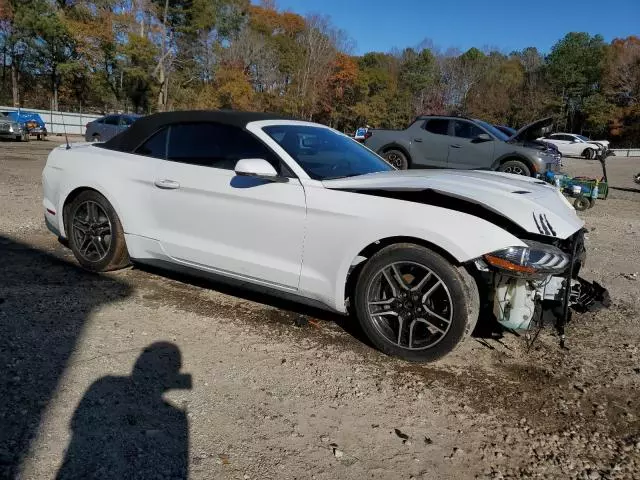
[66,190,130,272]
[573,195,590,211]
[498,159,531,177]
[634,172,640,185]
[92,134,102,143]
[383,149,409,170]
[354,243,479,362]
[582,148,595,160]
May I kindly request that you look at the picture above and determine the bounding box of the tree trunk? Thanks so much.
[52,66,59,111]
[11,61,19,107]
[2,46,6,86]
[156,0,169,112]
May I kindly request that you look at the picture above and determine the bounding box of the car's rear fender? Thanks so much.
[376,142,412,162]
[44,145,133,239]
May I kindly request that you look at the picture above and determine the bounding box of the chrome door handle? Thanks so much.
[154,179,181,190]
[450,144,462,148]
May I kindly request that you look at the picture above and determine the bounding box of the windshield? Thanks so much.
[263,125,394,180]
[576,135,590,142]
[473,119,510,141]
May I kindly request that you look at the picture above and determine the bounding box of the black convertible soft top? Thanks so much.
[101,110,293,152]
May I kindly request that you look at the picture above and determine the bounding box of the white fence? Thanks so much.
[611,148,640,157]
[1,106,101,136]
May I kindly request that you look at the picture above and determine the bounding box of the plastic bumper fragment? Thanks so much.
[571,277,611,313]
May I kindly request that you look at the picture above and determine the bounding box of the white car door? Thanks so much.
[547,134,572,156]
[564,135,584,156]
[150,122,307,289]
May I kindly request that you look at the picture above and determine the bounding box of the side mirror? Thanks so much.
[234,158,280,180]
[473,133,493,143]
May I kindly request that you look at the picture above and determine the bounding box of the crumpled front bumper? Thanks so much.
[544,230,609,346]
[486,229,610,344]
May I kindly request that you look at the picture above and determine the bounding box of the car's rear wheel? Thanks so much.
[354,244,479,362]
[582,148,595,160]
[92,133,102,143]
[383,149,409,170]
[498,159,531,176]
[67,190,130,272]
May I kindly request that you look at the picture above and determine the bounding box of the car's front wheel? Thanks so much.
[354,244,479,362]
[498,159,531,176]
[67,190,130,272]
[582,148,595,160]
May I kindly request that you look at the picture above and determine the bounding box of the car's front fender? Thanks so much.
[298,186,525,312]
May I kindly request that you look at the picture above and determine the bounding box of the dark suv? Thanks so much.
[364,116,560,177]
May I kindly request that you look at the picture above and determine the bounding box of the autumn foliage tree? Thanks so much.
[1,2,639,145]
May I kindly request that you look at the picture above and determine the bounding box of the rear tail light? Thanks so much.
[364,132,372,140]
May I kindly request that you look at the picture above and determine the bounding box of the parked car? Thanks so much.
[85,114,141,142]
[1,111,48,139]
[494,124,560,156]
[42,111,606,362]
[539,133,609,159]
[0,114,30,141]
[364,116,560,177]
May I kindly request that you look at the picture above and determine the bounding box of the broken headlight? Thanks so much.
[483,240,570,276]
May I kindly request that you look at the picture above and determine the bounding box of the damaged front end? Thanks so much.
[472,229,610,346]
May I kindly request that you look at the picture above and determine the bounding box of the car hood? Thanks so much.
[508,117,554,143]
[323,169,584,239]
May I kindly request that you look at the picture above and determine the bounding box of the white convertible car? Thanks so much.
[42,111,608,361]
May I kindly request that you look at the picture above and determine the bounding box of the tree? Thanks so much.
[25,1,74,110]
[398,48,439,116]
[546,32,607,131]
[0,0,39,106]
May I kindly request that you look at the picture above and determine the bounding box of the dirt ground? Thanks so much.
[1,139,639,480]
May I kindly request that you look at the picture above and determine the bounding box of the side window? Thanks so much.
[167,122,282,172]
[134,128,168,159]
[423,119,450,136]
[120,116,135,126]
[104,115,120,126]
[453,120,483,139]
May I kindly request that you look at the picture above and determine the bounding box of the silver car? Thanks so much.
[0,115,29,142]
[85,114,141,142]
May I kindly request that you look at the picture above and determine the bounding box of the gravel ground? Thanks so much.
[1,140,639,480]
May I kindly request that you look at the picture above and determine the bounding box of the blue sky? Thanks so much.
[265,0,640,55]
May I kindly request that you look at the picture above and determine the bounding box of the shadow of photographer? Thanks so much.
[56,342,192,480]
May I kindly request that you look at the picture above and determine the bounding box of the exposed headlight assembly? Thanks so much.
[483,240,569,276]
